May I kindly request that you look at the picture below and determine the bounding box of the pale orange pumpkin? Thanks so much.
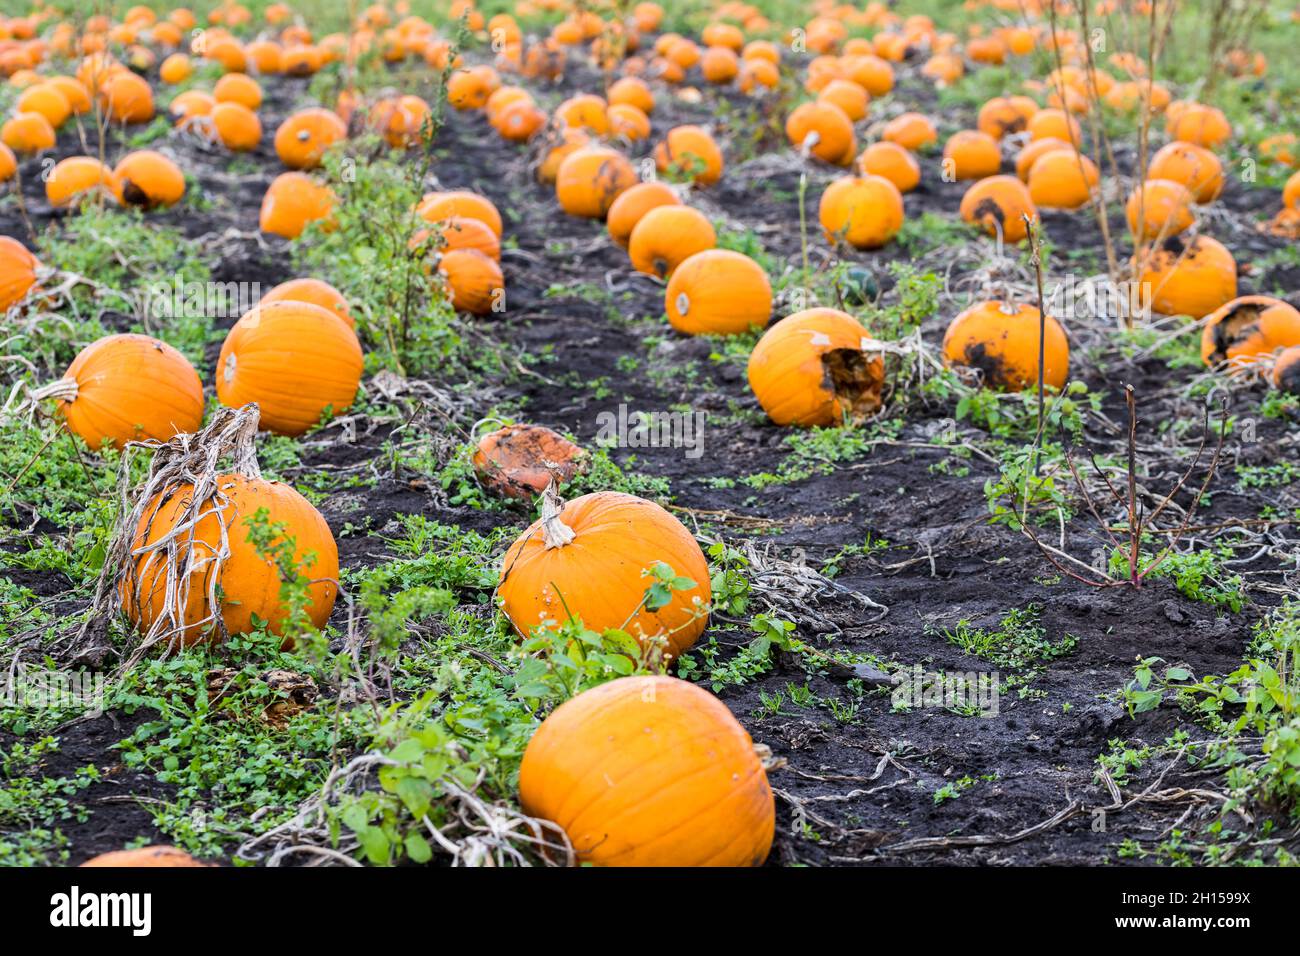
[216,301,362,436]
[665,249,772,336]
[627,204,716,278]
[518,675,774,867]
[498,490,711,659]
[1027,149,1100,209]
[51,333,203,449]
[943,129,1002,180]
[942,300,1069,391]
[747,308,884,426]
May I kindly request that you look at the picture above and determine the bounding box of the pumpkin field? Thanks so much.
[0,0,1298,873]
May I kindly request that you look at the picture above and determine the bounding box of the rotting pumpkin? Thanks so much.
[942,300,1070,391]
[472,423,587,500]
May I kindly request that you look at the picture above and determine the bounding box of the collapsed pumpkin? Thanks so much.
[472,423,587,499]
[1200,296,1300,369]
[518,675,775,867]
[747,308,884,426]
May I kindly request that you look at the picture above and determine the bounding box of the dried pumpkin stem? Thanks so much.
[538,479,576,549]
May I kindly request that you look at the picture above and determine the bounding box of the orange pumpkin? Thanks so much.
[882,111,937,151]
[1201,296,1300,369]
[606,181,680,249]
[216,301,362,436]
[1273,345,1300,393]
[124,474,338,645]
[1125,179,1194,240]
[628,204,717,278]
[498,491,711,659]
[652,125,724,185]
[1014,137,1071,181]
[260,277,352,327]
[1,111,56,152]
[448,65,501,110]
[818,79,870,122]
[959,175,1036,242]
[98,70,154,123]
[747,308,884,426]
[274,108,346,169]
[0,236,41,310]
[1138,235,1237,319]
[555,146,638,219]
[413,215,501,261]
[1027,149,1099,209]
[665,249,771,336]
[260,172,336,239]
[518,675,774,867]
[785,101,856,165]
[416,190,503,237]
[856,140,920,192]
[1167,103,1231,148]
[438,248,504,315]
[17,82,72,128]
[1027,107,1080,143]
[52,333,203,449]
[159,52,192,83]
[211,101,262,151]
[536,127,590,185]
[0,143,16,182]
[169,89,215,126]
[114,150,185,208]
[472,423,586,499]
[81,846,210,867]
[1147,141,1223,204]
[608,76,654,114]
[942,300,1069,391]
[493,99,547,142]
[46,156,120,208]
[977,95,1038,139]
[819,174,904,249]
[943,129,1002,180]
[606,103,651,143]
[214,71,262,109]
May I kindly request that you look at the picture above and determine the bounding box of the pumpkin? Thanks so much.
[416,190,503,237]
[472,423,586,499]
[942,300,1069,391]
[1027,149,1100,209]
[16,82,72,128]
[818,78,870,122]
[114,150,185,208]
[536,127,590,185]
[1201,296,1300,368]
[438,248,504,315]
[606,181,680,249]
[819,174,904,249]
[274,107,347,169]
[555,146,637,219]
[665,249,771,336]
[738,57,781,93]
[446,65,499,110]
[1138,235,1238,319]
[1285,170,1300,211]
[124,473,338,645]
[1147,141,1223,203]
[959,175,1036,242]
[652,125,724,185]
[46,156,120,208]
[214,72,262,109]
[212,101,262,151]
[747,308,884,426]
[493,99,547,142]
[81,846,210,867]
[700,46,738,84]
[555,93,610,136]
[1125,179,1194,240]
[843,54,894,96]
[977,95,1038,139]
[216,301,362,436]
[1014,137,1071,180]
[943,129,1002,180]
[52,333,203,449]
[1027,107,1080,143]
[882,111,937,151]
[498,490,710,659]
[48,76,92,116]
[99,70,154,123]
[0,143,15,182]
[608,76,654,113]
[628,204,717,278]
[921,52,964,84]
[518,675,774,867]
[170,89,215,126]
[413,215,501,261]
[260,277,353,328]
[1167,103,1231,148]
[856,140,920,192]
[260,172,336,239]
[1273,345,1300,394]
[786,101,856,166]
[160,52,192,83]
[0,236,40,310]
[1,111,56,152]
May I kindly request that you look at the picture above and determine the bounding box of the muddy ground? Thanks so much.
[2,49,1298,866]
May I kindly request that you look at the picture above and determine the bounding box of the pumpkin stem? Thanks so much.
[539,478,576,549]
[31,377,80,404]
